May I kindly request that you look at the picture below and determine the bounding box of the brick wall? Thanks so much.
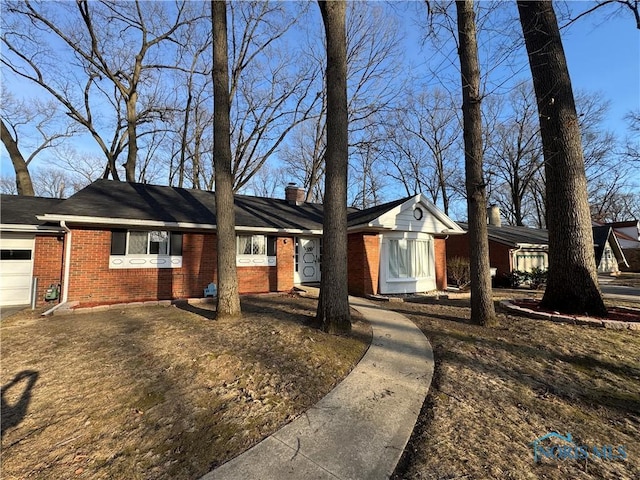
[32,235,65,306]
[237,266,271,293]
[238,237,294,293]
[66,229,297,306]
[276,237,294,291]
[446,233,514,277]
[434,237,447,291]
[67,228,217,306]
[347,233,380,296]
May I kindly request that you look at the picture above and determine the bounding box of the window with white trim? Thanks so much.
[237,235,266,255]
[236,235,277,266]
[110,230,182,269]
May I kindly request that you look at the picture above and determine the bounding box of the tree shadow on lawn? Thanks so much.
[1,370,39,439]
[78,295,369,478]
[174,300,217,320]
[173,295,318,325]
[389,305,640,417]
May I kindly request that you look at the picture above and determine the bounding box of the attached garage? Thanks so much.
[0,234,35,306]
[1,195,65,308]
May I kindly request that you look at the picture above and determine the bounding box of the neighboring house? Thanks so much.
[446,208,628,278]
[0,196,64,306]
[0,180,463,308]
[604,220,640,249]
[598,220,640,272]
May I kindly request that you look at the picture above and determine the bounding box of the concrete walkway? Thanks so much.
[201,295,434,480]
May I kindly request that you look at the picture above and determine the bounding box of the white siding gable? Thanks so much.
[369,195,462,235]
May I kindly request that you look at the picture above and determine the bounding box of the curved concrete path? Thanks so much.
[201,295,433,480]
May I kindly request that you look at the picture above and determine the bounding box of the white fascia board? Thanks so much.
[38,214,217,230]
[514,243,548,250]
[0,223,64,234]
[235,226,323,235]
[37,214,322,235]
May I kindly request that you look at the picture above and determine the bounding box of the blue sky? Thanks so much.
[561,4,640,132]
[1,1,638,194]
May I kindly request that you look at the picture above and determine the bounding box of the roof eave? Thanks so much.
[0,223,65,234]
[37,214,323,235]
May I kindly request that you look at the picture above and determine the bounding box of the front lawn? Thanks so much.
[0,295,370,480]
[390,298,640,479]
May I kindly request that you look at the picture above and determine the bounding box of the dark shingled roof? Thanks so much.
[457,222,549,247]
[45,179,401,231]
[1,195,64,225]
[347,196,412,228]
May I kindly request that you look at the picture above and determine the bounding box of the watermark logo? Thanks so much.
[530,431,627,462]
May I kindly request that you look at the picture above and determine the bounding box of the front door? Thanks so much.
[294,237,321,283]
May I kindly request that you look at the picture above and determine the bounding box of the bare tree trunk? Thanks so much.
[456,0,496,326]
[1,119,35,196]
[517,0,606,316]
[212,0,241,319]
[125,96,138,182]
[316,0,350,334]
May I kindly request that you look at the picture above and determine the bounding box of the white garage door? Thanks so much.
[0,235,35,306]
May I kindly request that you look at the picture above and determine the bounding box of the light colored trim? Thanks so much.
[109,255,183,269]
[38,214,217,230]
[0,223,64,234]
[37,214,323,235]
[236,256,276,267]
[514,243,548,249]
[235,226,323,235]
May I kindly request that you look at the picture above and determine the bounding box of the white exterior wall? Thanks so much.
[379,232,436,294]
[597,243,620,274]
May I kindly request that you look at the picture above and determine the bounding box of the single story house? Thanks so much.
[0,180,464,308]
[447,210,628,279]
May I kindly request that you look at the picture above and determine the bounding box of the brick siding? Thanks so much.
[67,228,217,305]
[64,229,296,306]
[347,233,380,296]
[446,233,513,277]
[434,237,447,291]
[32,235,65,307]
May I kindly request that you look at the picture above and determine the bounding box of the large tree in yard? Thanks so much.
[1,119,34,196]
[517,1,607,316]
[212,0,241,319]
[456,0,496,326]
[316,0,351,334]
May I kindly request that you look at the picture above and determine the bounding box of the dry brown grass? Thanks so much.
[1,294,370,480]
[389,296,640,480]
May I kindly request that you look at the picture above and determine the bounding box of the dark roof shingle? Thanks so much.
[46,179,402,231]
[1,195,64,226]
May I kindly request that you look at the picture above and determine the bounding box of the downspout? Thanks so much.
[42,220,72,316]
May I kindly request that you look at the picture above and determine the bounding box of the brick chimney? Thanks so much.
[285,183,306,204]
[487,205,502,227]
